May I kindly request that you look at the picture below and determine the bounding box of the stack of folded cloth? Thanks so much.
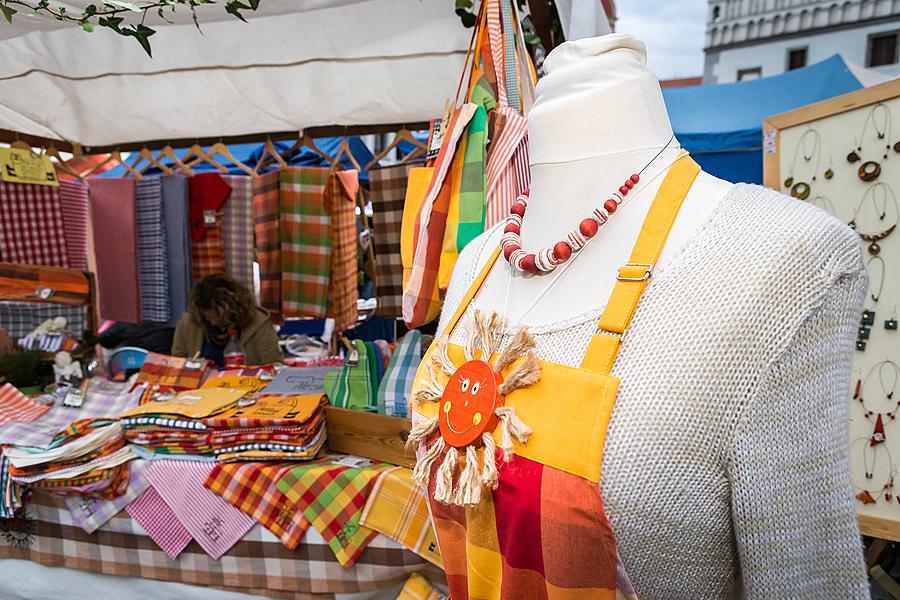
[5,419,135,498]
[204,394,327,462]
[120,388,247,456]
[133,352,210,403]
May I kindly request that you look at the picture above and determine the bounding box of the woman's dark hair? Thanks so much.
[188,273,256,330]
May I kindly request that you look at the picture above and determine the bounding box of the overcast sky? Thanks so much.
[615,0,708,80]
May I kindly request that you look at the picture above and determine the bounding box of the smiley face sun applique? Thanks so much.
[407,310,541,506]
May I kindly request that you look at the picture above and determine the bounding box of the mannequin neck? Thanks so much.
[528,34,675,166]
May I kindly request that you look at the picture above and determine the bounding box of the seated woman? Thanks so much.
[171,273,282,367]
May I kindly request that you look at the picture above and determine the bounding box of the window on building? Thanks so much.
[713,5,721,21]
[737,67,762,81]
[787,47,808,70]
[868,32,899,67]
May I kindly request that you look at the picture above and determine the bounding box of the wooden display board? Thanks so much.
[764,79,900,542]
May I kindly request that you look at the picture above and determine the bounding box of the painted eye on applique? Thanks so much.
[460,378,470,393]
[471,381,481,396]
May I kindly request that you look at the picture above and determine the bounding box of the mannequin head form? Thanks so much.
[528,33,675,165]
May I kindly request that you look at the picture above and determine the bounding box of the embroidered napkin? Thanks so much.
[126,485,193,559]
[65,458,151,534]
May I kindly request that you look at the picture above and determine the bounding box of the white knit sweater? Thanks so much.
[437,184,869,599]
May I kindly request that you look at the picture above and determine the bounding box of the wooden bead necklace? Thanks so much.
[502,135,675,275]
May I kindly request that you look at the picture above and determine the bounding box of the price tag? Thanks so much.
[259,371,274,381]
[332,455,374,469]
[203,210,217,226]
[62,386,84,408]
[184,359,204,370]
[236,396,257,408]
[35,286,55,300]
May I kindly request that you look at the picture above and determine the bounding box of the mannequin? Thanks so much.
[430,33,869,599]
[475,34,733,324]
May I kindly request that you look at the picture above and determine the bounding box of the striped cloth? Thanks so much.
[58,181,90,271]
[0,181,69,267]
[0,301,87,339]
[376,329,422,417]
[279,167,331,318]
[221,175,255,290]
[126,485,193,559]
[88,178,141,323]
[397,572,446,600]
[204,462,311,549]
[145,459,256,559]
[161,176,192,327]
[135,177,171,323]
[64,458,151,533]
[252,171,281,316]
[276,462,390,569]
[369,164,420,317]
[0,453,25,518]
[0,382,50,427]
[326,170,359,333]
[359,466,442,568]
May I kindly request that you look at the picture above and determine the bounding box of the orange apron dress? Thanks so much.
[410,156,701,599]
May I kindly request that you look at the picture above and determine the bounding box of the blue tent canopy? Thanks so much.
[103,136,376,182]
[662,54,863,184]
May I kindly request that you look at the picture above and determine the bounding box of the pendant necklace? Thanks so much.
[854,360,900,448]
[806,195,837,215]
[852,435,895,504]
[849,182,897,255]
[783,129,821,199]
[846,103,897,182]
[501,134,676,275]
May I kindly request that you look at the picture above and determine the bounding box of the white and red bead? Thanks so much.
[502,173,643,275]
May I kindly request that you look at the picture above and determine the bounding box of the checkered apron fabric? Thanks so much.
[0,383,50,427]
[376,330,422,417]
[134,352,208,390]
[58,181,90,271]
[279,167,331,318]
[252,171,281,316]
[368,164,420,317]
[0,302,87,339]
[0,181,69,267]
[88,178,142,323]
[221,175,256,291]
[359,466,442,568]
[65,458,151,533]
[325,171,359,333]
[135,178,171,323]
[2,491,443,596]
[191,222,227,284]
[276,462,391,569]
[161,176,192,327]
[204,461,311,549]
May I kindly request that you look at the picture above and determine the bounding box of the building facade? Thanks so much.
[704,0,900,83]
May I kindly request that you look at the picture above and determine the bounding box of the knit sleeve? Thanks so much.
[727,259,869,598]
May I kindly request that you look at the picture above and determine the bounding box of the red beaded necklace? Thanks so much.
[502,136,676,275]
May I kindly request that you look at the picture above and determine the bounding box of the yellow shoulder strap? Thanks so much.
[440,244,502,336]
[580,155,701,374]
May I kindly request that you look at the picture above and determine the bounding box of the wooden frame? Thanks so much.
[764,78,900,543]
[762,78,900,190]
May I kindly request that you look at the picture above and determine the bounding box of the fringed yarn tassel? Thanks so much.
[495,406,532,462]
[432,336,457,376]
[453,445,483,506]
[434,446,459,504]
[498,352,541,395]
[406,417,439,451]
[411,373,444,405]
[477,311,504,361]
[412,436,446,488]
[481,433,499,489]
[493,325,536,373]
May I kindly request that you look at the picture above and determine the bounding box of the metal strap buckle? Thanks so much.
[616,262,653,282]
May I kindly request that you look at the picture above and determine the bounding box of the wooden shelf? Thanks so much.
[324,406,415,468]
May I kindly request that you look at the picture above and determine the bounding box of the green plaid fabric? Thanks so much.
[276,461,390,569]
[279,167,331,318]
[455,75,493,252]
[376,330,422,417]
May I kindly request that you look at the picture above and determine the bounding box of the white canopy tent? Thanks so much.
[0,0,471,149]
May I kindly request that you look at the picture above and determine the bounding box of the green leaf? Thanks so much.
[84,4,97,16]
[104,1,141,11]
[122,23,155,56]
[191,6,201,31]
[455,0,473,9]
[0,5,17,23]
[248,0,261,9]
[80,20,94,32]
[98,15,124,31]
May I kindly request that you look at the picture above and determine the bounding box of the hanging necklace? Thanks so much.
[851,436,895,504]
[502,135,676,275]
[849,183,898,255]
[854,361,900,441]
[806,195,837,215]
[783,129,821,199]
[868,255,885,303]
[847,103,897,182]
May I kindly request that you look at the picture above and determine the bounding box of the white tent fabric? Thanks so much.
[0,0,470,147]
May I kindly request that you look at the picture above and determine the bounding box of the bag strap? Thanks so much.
[579,155,700,374]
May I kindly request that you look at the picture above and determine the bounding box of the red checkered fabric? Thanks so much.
[58,181,90,271]
[0,382,50,427]
[0,181,69,267]
[191,224,227,284]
